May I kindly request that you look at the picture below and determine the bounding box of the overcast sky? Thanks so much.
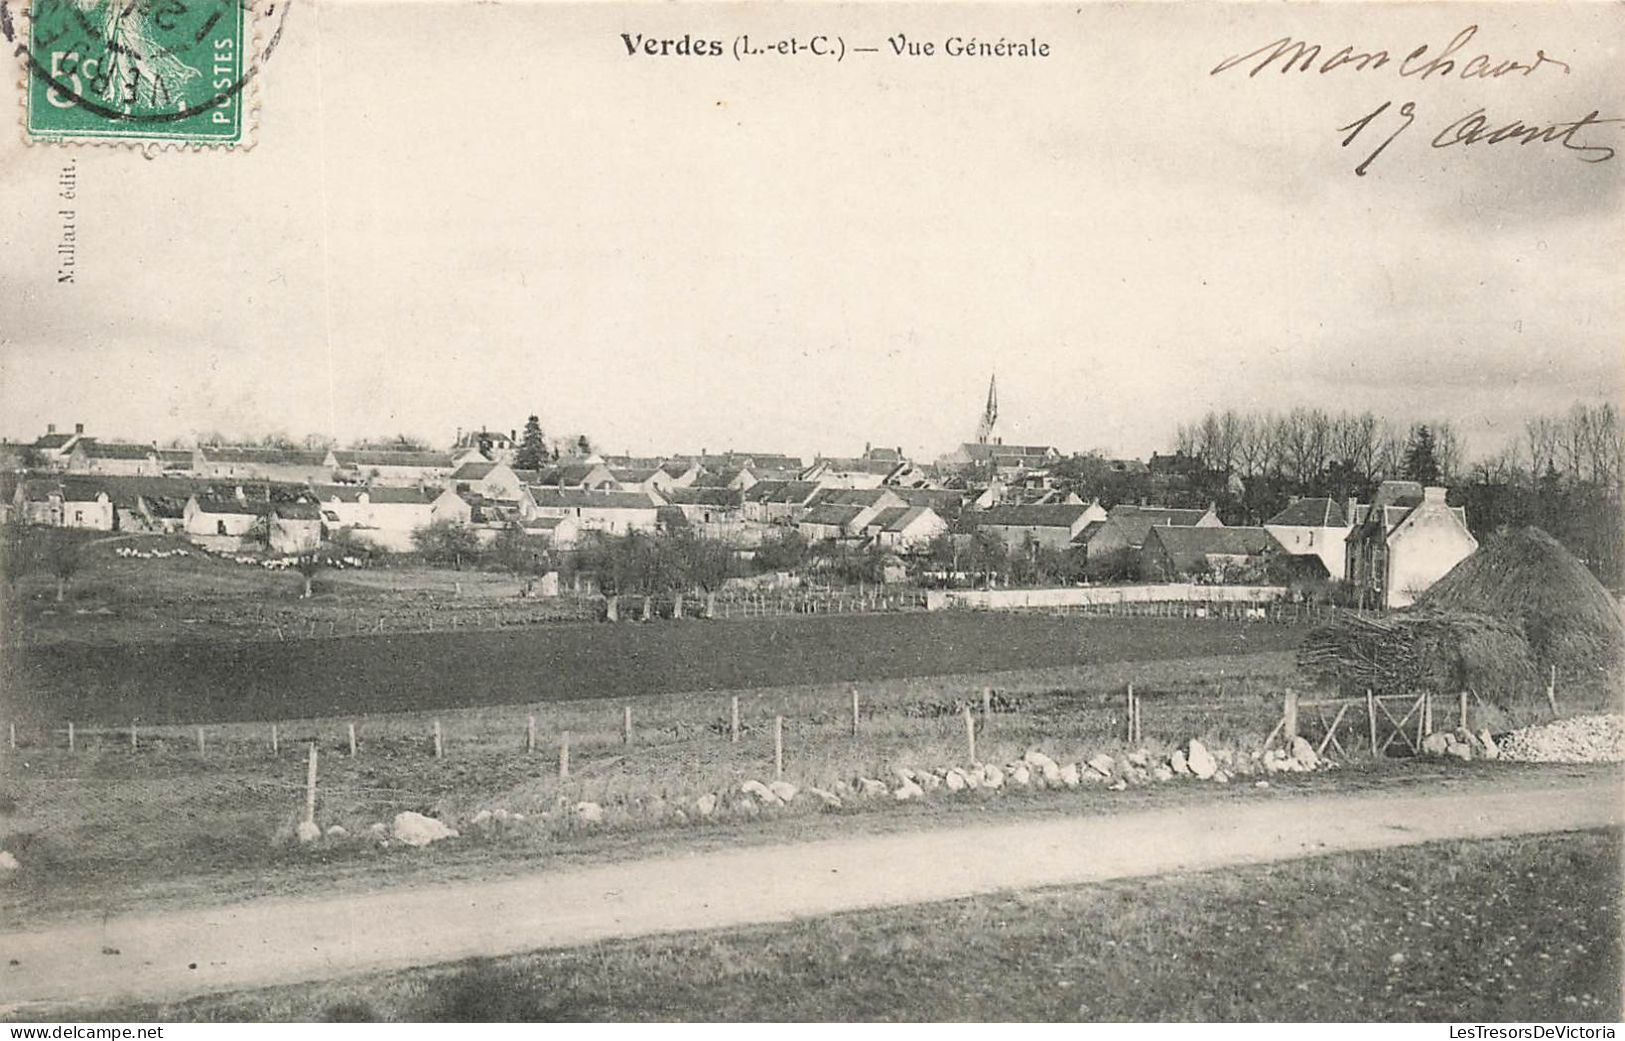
[1,2,1619,461]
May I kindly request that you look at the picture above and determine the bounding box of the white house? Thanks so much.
[1346,483,1478,608]
[449,461,527,501]
[317,485,440,553]
[864,506,948,549]
[1265,497,1354,580]
[183,493,263,549]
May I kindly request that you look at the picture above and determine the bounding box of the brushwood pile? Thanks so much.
[1300,526,1623,699]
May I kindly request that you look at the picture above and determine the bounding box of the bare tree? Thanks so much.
[293,553,324,599]
[45,534,80,603]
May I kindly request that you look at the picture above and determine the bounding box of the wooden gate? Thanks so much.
[1267,690,1450,758]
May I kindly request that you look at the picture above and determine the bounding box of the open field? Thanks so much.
[58,829,1623,1022]
[0,648,1304,924]
[4,612,1308,726]
[5,633,1616,932]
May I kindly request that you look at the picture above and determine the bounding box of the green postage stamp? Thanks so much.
[14,0,254,145]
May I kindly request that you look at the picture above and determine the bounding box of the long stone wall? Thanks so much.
[927,584,1291,611]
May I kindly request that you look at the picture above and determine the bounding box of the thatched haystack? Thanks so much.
[1299,608,1535,697]
[1418,526,1624,679]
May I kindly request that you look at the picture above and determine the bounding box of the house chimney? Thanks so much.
[1344,497,1358,525]
[74,422,84,435]
[47,423,56,435]
[1423,486,1447,504]
[234,485,246,503]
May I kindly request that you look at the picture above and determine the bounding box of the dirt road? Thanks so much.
[3,775,1618,1012]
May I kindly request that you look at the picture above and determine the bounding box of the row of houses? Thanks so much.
[934,481,1477,607]
[9,424,1477,605]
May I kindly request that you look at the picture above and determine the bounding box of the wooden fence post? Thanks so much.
[7,722,13,751]
[851,687,860,738]
[304,743,318,825]
[964,702,977,764]
[271,723,280,756]
[130,722,138,751]
[433,719,443,759]
[559,731,570,779]
[197,727,206,756]
[1366,690,1378,759]
[1546,664,1558,716]
[982,686,992,725]
[348,722,358,758]
[1283,689,1299,743]
[774,715,784,780]
[526,714,536,754]
[730,696,740,744]
[67,722,75,753]
[623,705,633,746]
[1458,691,1469,732]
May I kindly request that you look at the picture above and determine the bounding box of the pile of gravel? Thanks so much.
[1496,714,1625,764]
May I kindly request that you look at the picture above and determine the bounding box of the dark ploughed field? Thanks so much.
[4,613,1305,726]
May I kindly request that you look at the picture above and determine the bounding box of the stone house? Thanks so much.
[1346,483,1477,608]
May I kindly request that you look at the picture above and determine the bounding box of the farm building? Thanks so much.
[30,423,87,469]
[66,440,162,476]
[888,486,970,519]
[1139,525,1283,582]
[610,466,676,494]
[801,455,901,490]
[797,488,906,540]
[690,466,759,491]
[973,502,1105,552]
[863,505,948,549]
[741,480,823,523]
[15,479,116,530]
[658,460,701,487]
[330,449,454,486]
[797,504,869,542]
[157,448,196,474]
[449,461,528,501]
[430,487,476,526]
[523,515,581,549]
[267,502,323,554]
[183,493,263,550]
[316,485,440,552]
[527,488,662,534]
[940,441,1061,474]
[194,446,332,484]
[1076,503,1221,571]
[1346,484,1477,608]
[1265,497,1355,580]
[665,486,745,524]
[680,451,804,474]
[526,462,617,491]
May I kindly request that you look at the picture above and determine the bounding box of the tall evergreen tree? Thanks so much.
[1402,424,1442,485]
[516,415,548,469]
